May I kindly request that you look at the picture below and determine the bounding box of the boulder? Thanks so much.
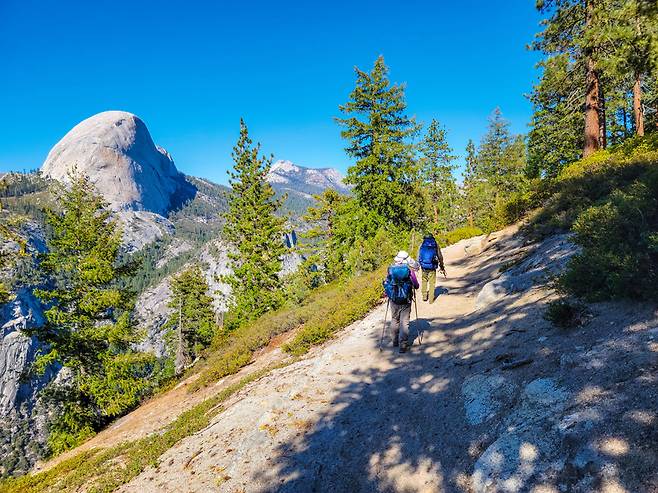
[471,378,570,493]
[475,235,578,310]
[462,374,518,426]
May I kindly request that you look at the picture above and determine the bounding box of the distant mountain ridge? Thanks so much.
[266,160,351,216]
[267,160,350,196]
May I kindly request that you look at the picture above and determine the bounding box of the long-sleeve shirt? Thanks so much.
[409,268,420,289]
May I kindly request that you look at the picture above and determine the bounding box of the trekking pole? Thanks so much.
[414,292,422,346]
[379,298,390,352]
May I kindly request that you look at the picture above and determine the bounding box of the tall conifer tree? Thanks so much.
[478,108,513,193]
[608,0,658,136]
[463,139,480,228]
[166,265,217,374]
[31,175,151,453]
[528,54,585,177]
[223,120,287,328]
[534,0,616,156]
[418,119,458,229]
[336,56,421,229]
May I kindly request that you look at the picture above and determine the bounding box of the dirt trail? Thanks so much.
[118,226,658,492]
[48,226,658,491]
[115,227,528,493]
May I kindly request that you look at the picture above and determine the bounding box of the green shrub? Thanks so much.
[532,136,658,301]
[543,299,588,329]
[532,136,658,234]
[283,267,385,355]
[561,180,658,301]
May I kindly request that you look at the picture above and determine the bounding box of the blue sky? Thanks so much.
[0,0,542,184]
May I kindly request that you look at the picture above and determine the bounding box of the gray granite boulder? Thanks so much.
[475,235,578,310]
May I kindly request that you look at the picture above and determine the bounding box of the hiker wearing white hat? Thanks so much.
[382,251,420,353]
[393,250,420,271]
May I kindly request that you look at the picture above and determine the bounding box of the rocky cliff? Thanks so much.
[0,253,55,476]
[41,111,194,215]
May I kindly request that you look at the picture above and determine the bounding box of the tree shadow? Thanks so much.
[430,286,449,302]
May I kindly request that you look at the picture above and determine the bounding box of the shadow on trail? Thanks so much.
[431,286,449,301]
[251,251,658,492]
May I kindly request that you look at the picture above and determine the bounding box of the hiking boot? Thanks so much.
[399,344,408,354]
[423,295,428,302]
[392,338,399,347]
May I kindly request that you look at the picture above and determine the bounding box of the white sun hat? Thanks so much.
[394,250,410,264]
[394,250,420,270]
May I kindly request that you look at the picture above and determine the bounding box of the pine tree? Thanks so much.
[478,108,513,193]
[503,135,529,193]
[462,139,480,227]
[302,188,348,281]
[528,54,585,177]
[535,0,613,156]
[222,120,287,329]
[304,188,345,245]
[533,0,658,160]
[463,110,528,231]
[418,119,458,230]
[608,0,658,137]
[30,175,151,453]
[336,56,421,229]
[166,264,217,375]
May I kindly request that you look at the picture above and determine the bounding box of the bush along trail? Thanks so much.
[10,225,649,493]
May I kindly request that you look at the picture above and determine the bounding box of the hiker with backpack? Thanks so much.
[383,251,420,353]
[418,233,446,303]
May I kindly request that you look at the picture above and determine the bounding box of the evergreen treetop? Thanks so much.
[418,119,458,230]
[222,120,287,328]
[336,55,421,228]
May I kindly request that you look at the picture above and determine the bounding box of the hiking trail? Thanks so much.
[44,227,658,492]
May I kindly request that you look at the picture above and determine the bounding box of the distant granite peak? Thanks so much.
[267,160,350,195]
[41,111,194,216]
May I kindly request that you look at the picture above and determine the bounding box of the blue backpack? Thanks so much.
[384,264,413,304]
[418,236,439,270]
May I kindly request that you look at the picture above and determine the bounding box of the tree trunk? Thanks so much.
[175,299,188,376]
[583,0,600,158]
[633,73,645,137]
[598,78,607,149]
